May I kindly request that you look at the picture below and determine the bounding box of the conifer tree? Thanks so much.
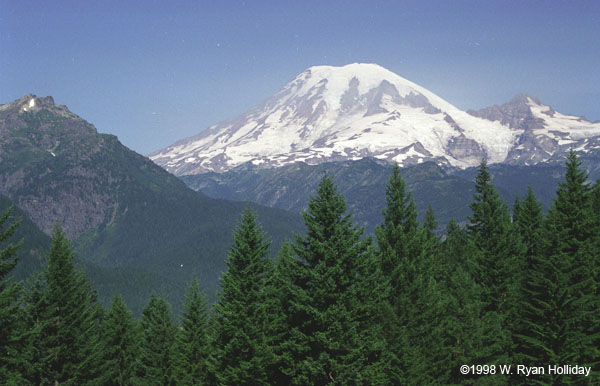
[467,161,524,313]
[209,208,272,385]
[437,220,497,384]
[375,164,441,383]
[97,294,138,386]
[592,181,600,247]
[134,293,177,386]
[420,204,441,264]
[288,174,384,385]
[0,206,24,383]
[467,161,524,368]
[32,226,103,385]
[531,151,599,380]
[262,241,306,385]
[175,279,210,386]
[376,164,420,280]
[511,187,546,376]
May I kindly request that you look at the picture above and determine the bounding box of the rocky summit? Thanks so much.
[150,63,600,175]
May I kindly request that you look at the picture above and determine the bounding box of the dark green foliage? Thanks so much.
[209,208,272,385]
[2,124,599,386]
[520,151,600,383]
[467,162,525,358]
[175,279,210,385]
[422,204,439,239]
[0,206,25,382]
[375,165,456,383]
[25,226,104,385]
[512,187,546,369]
[20,273,47,385]
[183,157,600,235]
[0,103,304,317]
[134,294,177,386]
[97,295,138,386]
[183,159,477,234]
[437,220,498,384]
[282,174,383,385]
[262,241,305,384]
[0,196,49,282]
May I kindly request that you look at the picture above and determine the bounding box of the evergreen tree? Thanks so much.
[422,204,438,241]
[437,220,499,384]
[287,174,384,385]
[20,273,47,385]
[511,187,546,381]
[592,180,600,248]
[32,226,103,385]
[0,206,24,383]
[375,164,441,383]
[467,161,524,314]
[467,161,524,369]
[375,164,420,281]
[528,151,599,382]
[134,294,177,386]
[97,295,138,386]
[175,279,210,386]
[420,204,441,266]
[263,241,307,385]
[209,208,272,385]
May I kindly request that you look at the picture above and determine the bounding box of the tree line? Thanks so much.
[0,151,598,385]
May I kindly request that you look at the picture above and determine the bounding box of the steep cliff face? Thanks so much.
[0,94,119,238]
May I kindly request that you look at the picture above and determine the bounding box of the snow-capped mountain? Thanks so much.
[469,94,600,165]
[150,63,600,175]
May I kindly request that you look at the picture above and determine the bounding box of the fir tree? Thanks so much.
[420,204,441,268]
[134,294,177,386]
[422,204,438,241]
[209,208,272,385]
[32,226,103,385]
[97,295,138,386]
[467,161,524,369]
[511,187,546,380]
[467,161,524,314]
[531,151,600,381]
[175,279,210,386]
[0,206,24,383]
[20,273,47,385]
[375,164,419,281]
[288,174,384,385]
[375,164,441,383]
[262,241,307,385]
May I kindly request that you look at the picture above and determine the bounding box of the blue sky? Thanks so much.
[2,0,599,154]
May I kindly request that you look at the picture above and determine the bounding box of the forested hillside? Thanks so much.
[1,151,597,384]
[182,156,600,232]
[0,95,304,315]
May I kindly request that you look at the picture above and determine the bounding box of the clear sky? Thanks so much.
[2,0,599,155]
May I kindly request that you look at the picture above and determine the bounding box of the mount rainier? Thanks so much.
[150,63,600,175]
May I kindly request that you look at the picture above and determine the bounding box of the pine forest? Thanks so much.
[1,151,598,385]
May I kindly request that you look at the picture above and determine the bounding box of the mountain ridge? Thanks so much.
[0,94,304,313]
[150,63,600,175]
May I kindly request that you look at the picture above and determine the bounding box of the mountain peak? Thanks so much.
[150,64,600,175]
[151,64,521,174]
[0,94,81,122]
[0,94,56,112]
[508,93,542,107]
